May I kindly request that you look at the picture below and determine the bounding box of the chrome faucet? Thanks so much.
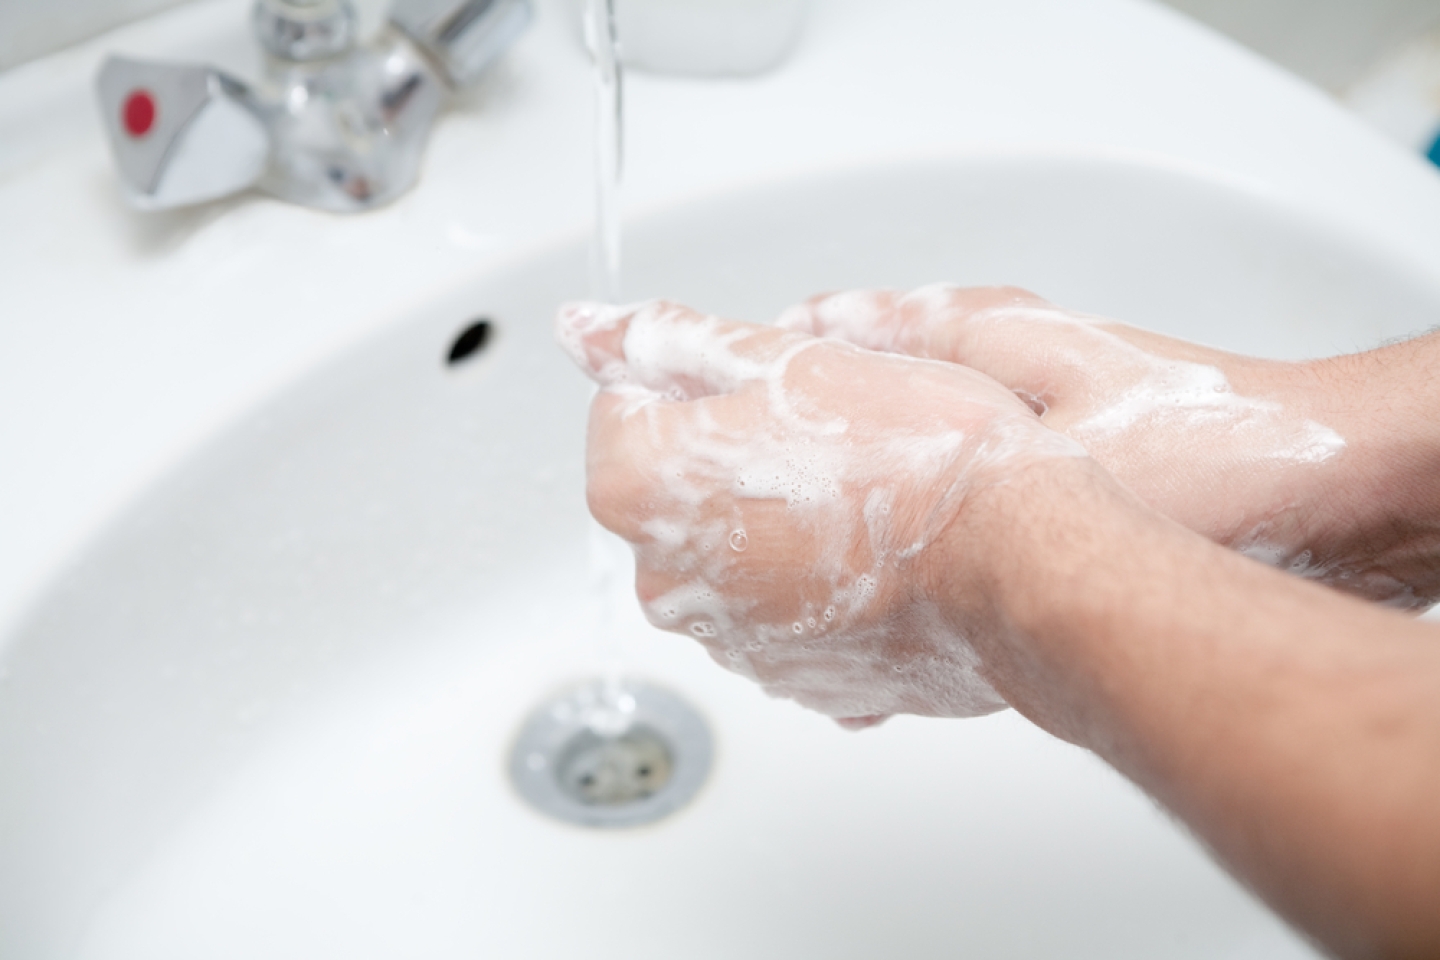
[95,0,531,212]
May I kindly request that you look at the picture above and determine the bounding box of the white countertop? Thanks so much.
[3,0,1440,638]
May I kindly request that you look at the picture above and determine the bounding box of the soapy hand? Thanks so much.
[556,296,1440,957]
[556,299,1086,724]
[775,285,1429,603]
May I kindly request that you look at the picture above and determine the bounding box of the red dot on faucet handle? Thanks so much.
[121,90,156,137]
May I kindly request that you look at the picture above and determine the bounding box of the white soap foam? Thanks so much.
[1238,530,1430,610]
[556,299,1101,721]
[783,287,1347,476]
[780,287,1364,600]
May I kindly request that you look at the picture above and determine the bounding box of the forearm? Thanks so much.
[952,461,1440,959]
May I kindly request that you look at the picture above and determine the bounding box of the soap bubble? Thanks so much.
[728,529,749,552]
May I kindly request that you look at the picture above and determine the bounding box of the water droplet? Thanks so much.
[729,529,749,552]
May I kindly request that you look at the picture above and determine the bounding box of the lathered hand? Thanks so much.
[556,300,1084,725]
[780,285,1440,608]
[555,295,1440,958]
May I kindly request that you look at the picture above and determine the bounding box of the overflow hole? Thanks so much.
[446,318,493,365]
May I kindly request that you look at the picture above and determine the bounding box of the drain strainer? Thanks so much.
[509,680,713,828]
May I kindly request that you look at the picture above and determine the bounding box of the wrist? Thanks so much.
[927,455,1193,742]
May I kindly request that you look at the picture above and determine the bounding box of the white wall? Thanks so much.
[5,0,1440,91]
[0,0,191,72]
[1159,0,1440,93]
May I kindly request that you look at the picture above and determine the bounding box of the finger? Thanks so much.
[778,284,1046,360]
[555,300,634,387]
[774,285,1048,385]
[557,299,811,400]
[583,385,753,542]
[900,286,1099,406]
[775,289,906,351]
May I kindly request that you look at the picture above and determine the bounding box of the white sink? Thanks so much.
[8,0,1440,956]
[6,153,1440,959]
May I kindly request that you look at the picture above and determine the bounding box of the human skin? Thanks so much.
[960,462,1440,960]
[778,285,1440,607]
[556,297,1440,959]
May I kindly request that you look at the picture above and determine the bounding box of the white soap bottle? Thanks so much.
[575,0,809,77]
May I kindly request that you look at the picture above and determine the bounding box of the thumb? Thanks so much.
[777,285,1095,407]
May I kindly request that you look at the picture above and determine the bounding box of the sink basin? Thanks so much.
[5,153,1440,959]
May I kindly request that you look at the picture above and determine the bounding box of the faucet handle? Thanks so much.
[95,56,270,209]
[388,0,533,88]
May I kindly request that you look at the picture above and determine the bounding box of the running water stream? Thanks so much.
[583,0,636,733]
[588,0,623,303]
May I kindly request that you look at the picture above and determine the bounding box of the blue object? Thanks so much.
[1427,129,1440,168]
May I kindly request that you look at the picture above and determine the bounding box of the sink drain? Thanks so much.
[509,680,712,828]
